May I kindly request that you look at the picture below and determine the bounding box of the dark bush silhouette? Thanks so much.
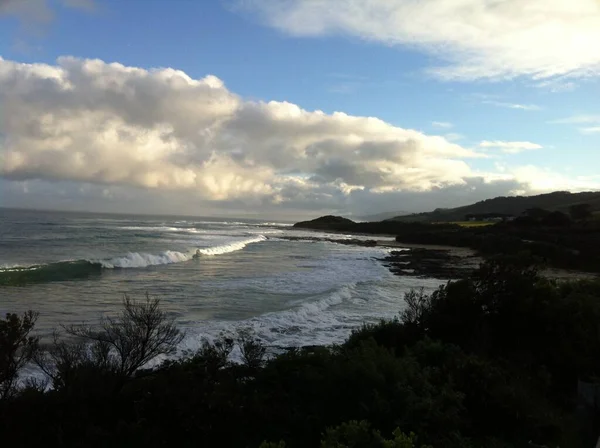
[570,203,593,221]
[35,295,183,392]
[0,311,39,400]
[2,262,600,447]
[237,328,267,370]
[542,210,571,227]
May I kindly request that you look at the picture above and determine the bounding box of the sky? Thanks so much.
[0,0,599,219]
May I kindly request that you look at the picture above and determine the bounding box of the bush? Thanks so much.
[320,420,431,448]
[36,295,183,392]
[0,311,39,400]
[1,262,599,447]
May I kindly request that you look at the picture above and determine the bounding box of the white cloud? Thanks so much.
[581,126,600,134]
[482,101,541,111]
[510,165,600,192]
[240,0,600,81]
[553,115,600,124]
[0,56,485,208]
[553,114,600,134]
[479,140,543,154]
[0,56,595,216]
[432,121,453,129]
[328,81,360,94]
[444,133,464,142]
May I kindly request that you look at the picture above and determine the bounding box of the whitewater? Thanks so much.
[0,208,443,357]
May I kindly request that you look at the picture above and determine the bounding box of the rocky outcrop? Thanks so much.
[381,248,480,279]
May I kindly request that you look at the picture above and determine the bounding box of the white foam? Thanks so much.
[198,235,266,256]
[101,250,191,268]
[98,235,267,268]
[193,221,247,226]
[119,226,203,234]
[257,222,293,227]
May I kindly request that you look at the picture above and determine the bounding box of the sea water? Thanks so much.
[0,208,443,357]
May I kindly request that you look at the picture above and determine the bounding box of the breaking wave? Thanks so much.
[100,250,191,268]
[198,235,266,256]
[0,236,267,285]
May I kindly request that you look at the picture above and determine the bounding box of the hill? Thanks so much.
[293,215,356,230]
[357,210,409,222]
[386,191,600,222]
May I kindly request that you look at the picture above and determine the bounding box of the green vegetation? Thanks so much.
[443,221,494,228]
[2,260,600,447]
[295,206,600,273]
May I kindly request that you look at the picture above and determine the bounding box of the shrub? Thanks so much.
[0,311,39,400]
[36,295,183,392]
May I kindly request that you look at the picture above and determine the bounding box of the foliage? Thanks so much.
[0,311,39,400]
[320,420,431,448]
[260,442,287,448]
[294,205,600,273]
[2,262,600,447]
[35,294,183,392]
[237,328,267,370]
[570,203,593,221]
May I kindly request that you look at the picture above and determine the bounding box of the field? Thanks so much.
[436,221,497,228]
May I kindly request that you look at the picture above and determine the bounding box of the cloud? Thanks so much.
[479,141,543,154]
[61,0,95,11]
[535,78,577,92]
[510,165,600,192]
[581,126,600,134]
[432,121,453,129]
[0,56,594,217]
[482,100,541,111]
[0,56,485,207]
[0,0,53,22]
[239,0,600,82]
[0,0,93,23]
[444,133,464,142]
[328,81,360,94]
[552,114,600,134]
[552,114,600,124]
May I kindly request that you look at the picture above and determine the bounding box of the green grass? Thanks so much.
[434,221,496,228]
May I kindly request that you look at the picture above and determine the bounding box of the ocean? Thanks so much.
[0,208,443,358]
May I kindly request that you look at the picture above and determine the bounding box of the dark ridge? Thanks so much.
[293,215,356,230]
[385,190,600,222]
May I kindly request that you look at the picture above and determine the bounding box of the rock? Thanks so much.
[382,248,476,279]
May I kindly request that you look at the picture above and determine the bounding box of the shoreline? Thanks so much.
[379,239,598,281]
[287,229,598,281]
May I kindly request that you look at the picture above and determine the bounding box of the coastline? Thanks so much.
[287,228,598,281]
[377,239,598,281]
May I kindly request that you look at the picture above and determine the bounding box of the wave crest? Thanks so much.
[100,250,191,268]
[198,236,266,256]
[0,235,267,285]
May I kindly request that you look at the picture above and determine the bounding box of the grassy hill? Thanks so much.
[386,191,600,222]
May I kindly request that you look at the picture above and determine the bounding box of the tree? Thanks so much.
[320,420,431,448]
[237,328,267,370]
[569,203,593,221]
[37,295,183,390]
[541,211,571,227]
[0,311,39,400]
[524,208,551,220]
